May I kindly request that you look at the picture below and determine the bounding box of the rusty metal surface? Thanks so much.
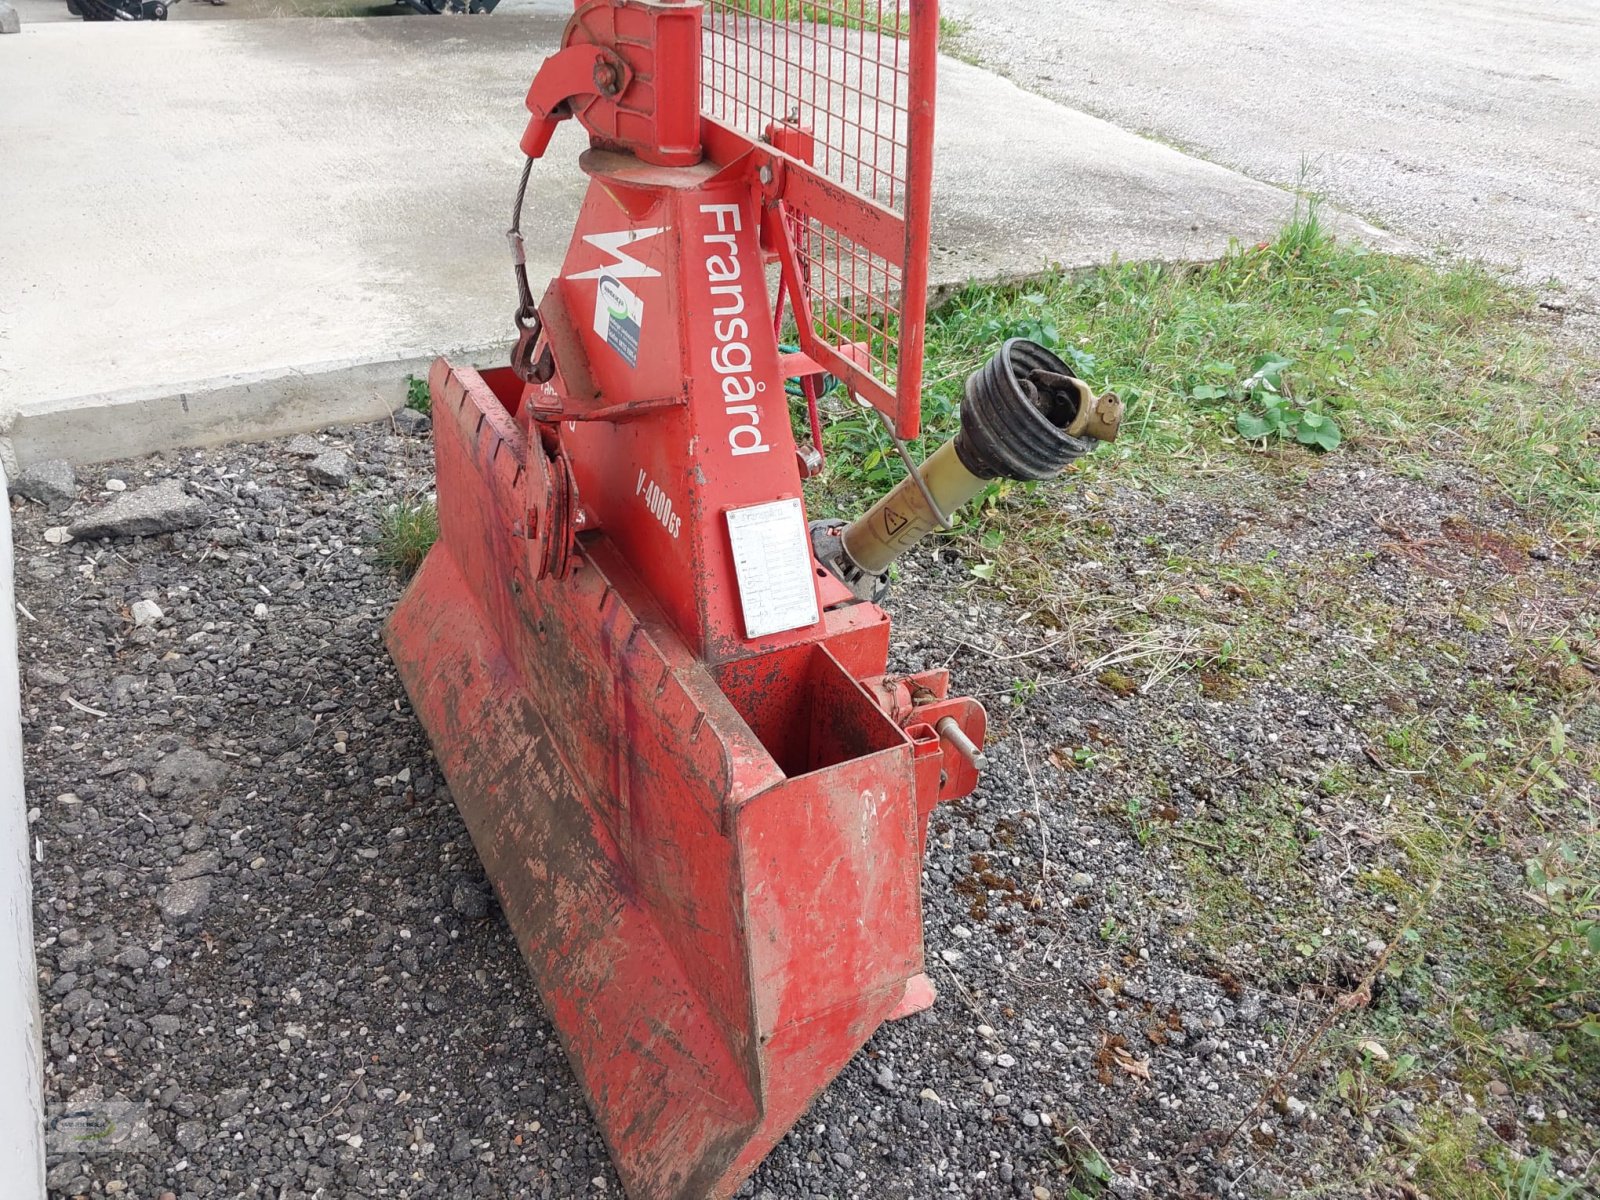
[383,5,977,1193]
[386,360,976,1196]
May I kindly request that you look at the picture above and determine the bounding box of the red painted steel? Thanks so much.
[702,0,938,438]
[385,4,977,1197]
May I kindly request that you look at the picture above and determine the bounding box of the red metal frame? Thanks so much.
[701,0,938,439]
[387,5,973,1197]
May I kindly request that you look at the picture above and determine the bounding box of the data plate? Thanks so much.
[725,498,821,639]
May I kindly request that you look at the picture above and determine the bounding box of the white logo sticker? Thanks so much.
[569,226,666,281]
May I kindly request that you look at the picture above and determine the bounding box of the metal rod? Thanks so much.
[839,437,986,576]
[876,406,950,529]
[936,715,989,771]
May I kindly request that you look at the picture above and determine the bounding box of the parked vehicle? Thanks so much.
[395,0,499,12]
[66,0,171,18]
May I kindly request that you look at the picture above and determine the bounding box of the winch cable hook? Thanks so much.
[507,157,554,384]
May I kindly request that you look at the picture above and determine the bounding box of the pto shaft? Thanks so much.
[841,439,984,575]
[814,339,1123,599]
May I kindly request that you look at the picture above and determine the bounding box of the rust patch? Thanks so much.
[953,851,1027,922]
[1440,514,1530,574]
[1198,671,1243,700]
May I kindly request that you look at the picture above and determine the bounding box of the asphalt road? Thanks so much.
[942,0,1600,304]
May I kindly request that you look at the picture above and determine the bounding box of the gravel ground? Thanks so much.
[18,417,1598,1199]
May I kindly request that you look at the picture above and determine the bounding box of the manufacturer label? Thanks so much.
[636,468,681,539]
[569,226,665,281]
[725,498,820,639]
[593,275,644,368]
[700,202,770,458]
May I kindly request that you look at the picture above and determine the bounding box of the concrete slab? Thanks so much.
[942,0,1600,303]
[9,0,73,22]
[0,17,1395,466]
[8,0,569,23]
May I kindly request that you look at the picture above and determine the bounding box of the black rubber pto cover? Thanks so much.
[954,338,1099,481]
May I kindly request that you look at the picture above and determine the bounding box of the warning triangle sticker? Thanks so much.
[882,506,909,537]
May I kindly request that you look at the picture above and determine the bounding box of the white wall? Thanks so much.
[0,470,46,1197]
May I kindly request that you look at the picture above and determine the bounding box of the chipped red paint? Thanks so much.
[386,362,981,1198]
[385,5,972,1196]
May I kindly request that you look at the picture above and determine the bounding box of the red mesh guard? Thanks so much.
[702,1,937,439]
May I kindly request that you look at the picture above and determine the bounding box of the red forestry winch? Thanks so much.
[384,3,1120,1197]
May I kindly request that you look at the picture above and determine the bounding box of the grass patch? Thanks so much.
[721,0,909,32]
[792,201,1600,1189]
[405,374,430,414]
[376,498,438,579]
[808,201,1597,535]
[1385,1107,1593,1199]
[937,15,970,53]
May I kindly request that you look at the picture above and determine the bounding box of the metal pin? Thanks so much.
[935,716,988,771]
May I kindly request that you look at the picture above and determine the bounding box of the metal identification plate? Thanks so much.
[725,498,820,639]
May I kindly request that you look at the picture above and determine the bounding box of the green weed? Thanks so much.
[376,497,438,579]
[1389,1108,1594,1200]
[723,0,908,32]
[936,15,966,49]
[405,374,431,415]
